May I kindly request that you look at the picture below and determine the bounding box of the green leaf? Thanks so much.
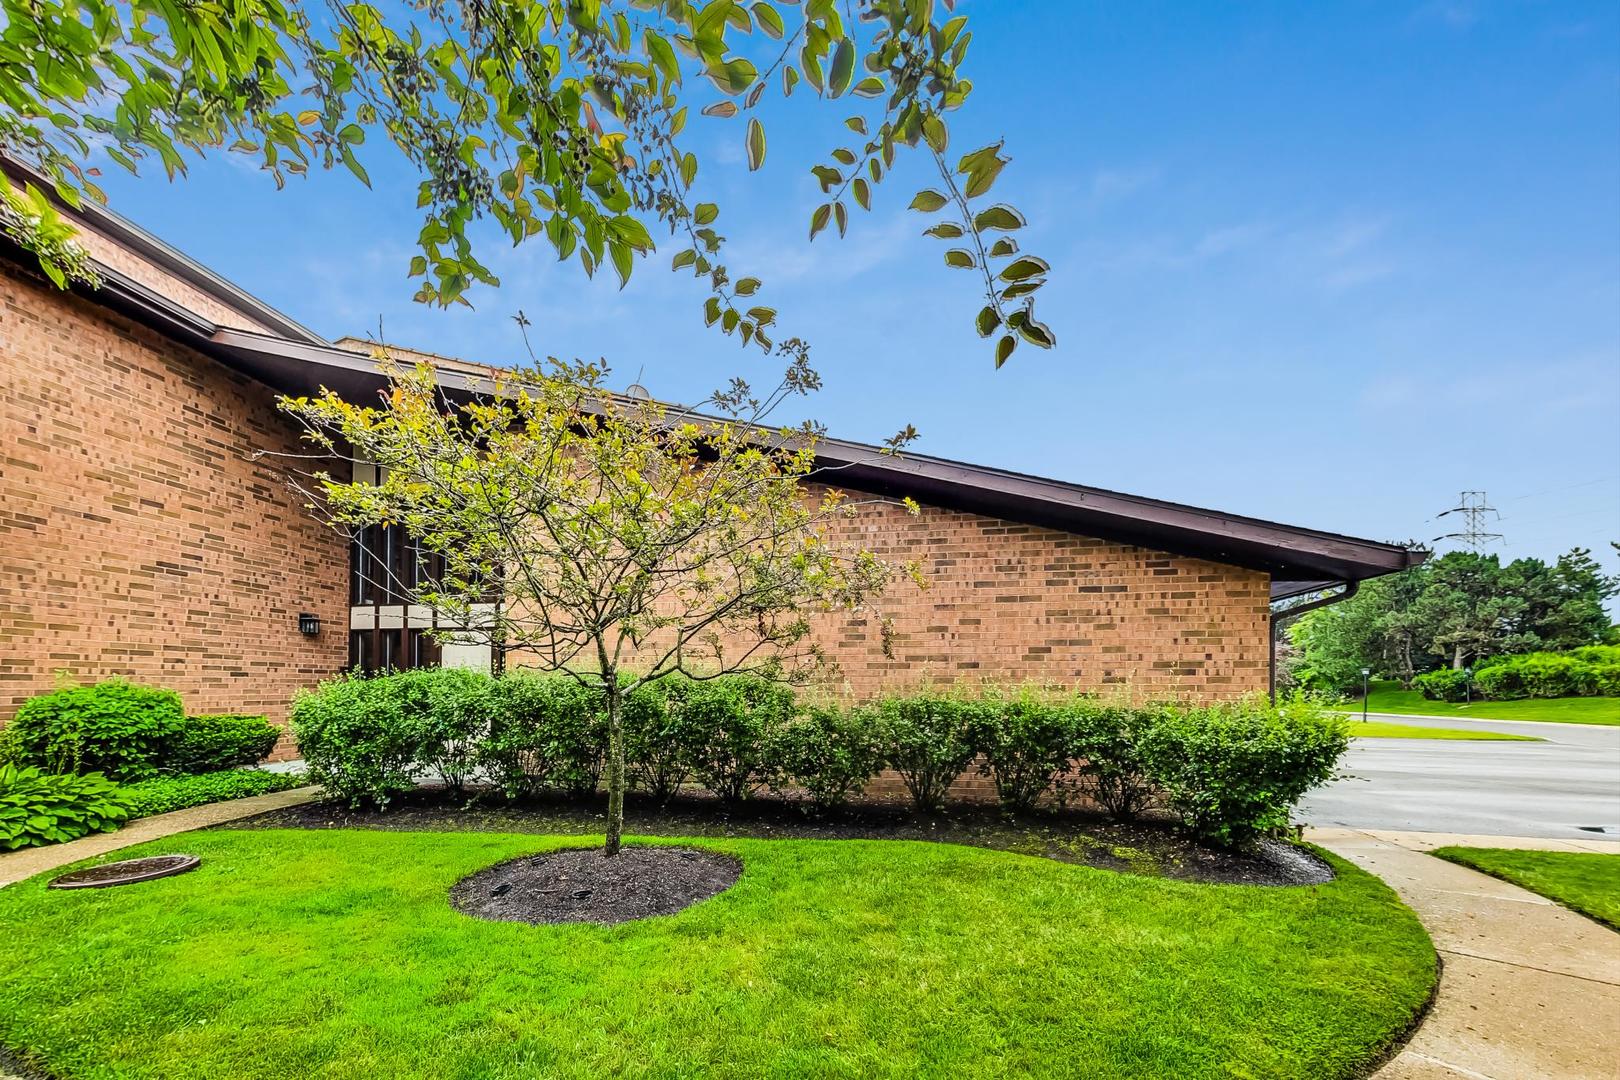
[753,2,784,38]
[852,177,870,210]
[701,101,738,118]
[746,117,766,171]
[1017,311,1057,348]
[704,297,722,325]
[973,205,1026,231]
[734,277,761,296]
[957,142,1007,199]
[829,38,855,97]
[694,203,719,225]
[922,115,948,154]
[923,223,963,239]
[988,237,1019,257]
[995,333,1017,368]
[809,203,832,239]
[834,201,848,237]
[999,256,1050,281]
[975,305,1000,338]
[645,30,681,84]
[944,249,975,269]
[705,57,758,95]
[852,76,886,98]
[909,190,949,212]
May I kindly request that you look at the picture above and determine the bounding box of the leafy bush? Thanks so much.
[119,769,306,817]
[969,694,1076,812]
[4,680,184,780]
[623,678,706,802]
[480,673,604,797]
[0,765,130,849]
[872,694,981,812]
[1472,649,1619,700]
[1068,700,1160,820]
[1137,698,1349,849]
[416,669,498,795]
[770,705,885,811]
[292,672,439,807]
[1414,668,1471,702]
[166,714,281,773]
[684,675,795,803]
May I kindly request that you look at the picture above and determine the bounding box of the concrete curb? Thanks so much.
[0,785,323,889]
[1308,827,1620,1079]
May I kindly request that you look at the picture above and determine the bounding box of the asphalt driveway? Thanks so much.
[1302,713,1620,840]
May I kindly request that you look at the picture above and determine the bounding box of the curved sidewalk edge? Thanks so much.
[1307,827,1620,1080]
[0,785,322,889]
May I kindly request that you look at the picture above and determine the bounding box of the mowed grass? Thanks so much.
[1332,681,1620,725]
[1346,719,1537,741]
[1433,846,1620,931]
[0,830,1435,1080]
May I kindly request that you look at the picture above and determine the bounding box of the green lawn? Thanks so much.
[1432,846,1620,931]
[1347,719,1537,741]
[0,830,1436,1079]
[1332,681,1620,725]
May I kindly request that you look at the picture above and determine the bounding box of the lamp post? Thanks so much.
[1361,667,1371,723]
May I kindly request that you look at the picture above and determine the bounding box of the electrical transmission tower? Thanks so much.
[1433,490,1503,551]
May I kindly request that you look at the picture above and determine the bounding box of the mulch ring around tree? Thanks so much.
[232,789,1333,888]
[450,845,741,925]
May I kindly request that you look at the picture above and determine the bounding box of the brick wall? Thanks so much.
[0,260,349,754]
[802,490,1271,702]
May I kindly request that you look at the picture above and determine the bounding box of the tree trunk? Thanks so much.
[1453,644,1465,670]
[603,674,625,857]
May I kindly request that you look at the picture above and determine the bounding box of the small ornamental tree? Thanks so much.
[279,350,917,855]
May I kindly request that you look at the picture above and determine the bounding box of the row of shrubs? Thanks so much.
[293,669,1350,849]
[0,680,295,850]
[1416,645,1620,702]
[0,679,282,779]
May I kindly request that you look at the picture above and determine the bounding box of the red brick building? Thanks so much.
[0,174,1420,750]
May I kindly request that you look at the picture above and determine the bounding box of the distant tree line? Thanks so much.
[1284,547,1619,693]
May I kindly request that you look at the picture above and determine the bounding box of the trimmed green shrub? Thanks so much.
[970,695,1076,812]
[480,673,605,798]
[872,694,981,812]
[292,672,439,807]
[0,765,130,850]
[1414,668,1471,702]
[684,675,795,803]
[623,677,706,802]
[1472,649,1618,700]
[1137,698,1349,849]
[119,769,306,818]
[770,705,885,811]
[417,669,498,795]
[166,714,281,774]
[4,680,184,780]
[1068,700,1159,820]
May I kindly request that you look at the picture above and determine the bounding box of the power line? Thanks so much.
[1433,490,1503,551]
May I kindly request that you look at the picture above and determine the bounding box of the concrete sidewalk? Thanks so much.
[0,785,321,889]
[1309,827,1620,1080]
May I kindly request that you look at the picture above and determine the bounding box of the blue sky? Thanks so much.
[88,1,1619,579]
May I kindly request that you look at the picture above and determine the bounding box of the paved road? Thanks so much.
[1302,713,1620,840]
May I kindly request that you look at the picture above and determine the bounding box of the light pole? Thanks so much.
[1361,667,1371,723]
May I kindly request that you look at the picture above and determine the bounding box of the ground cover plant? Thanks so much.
[0,829,1436,1079]
[0,765,129,850]
[1432,846,1620,931]
[116,770,307,819]
[1331,681,1619,726]
[293,670,1351,850]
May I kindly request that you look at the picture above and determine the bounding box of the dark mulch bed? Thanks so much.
[228,788,1332,888]
[451,845,741,925]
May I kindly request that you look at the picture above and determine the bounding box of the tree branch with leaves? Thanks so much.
[2,0,1055,366]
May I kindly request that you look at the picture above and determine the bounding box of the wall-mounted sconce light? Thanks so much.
[298,612,321,636]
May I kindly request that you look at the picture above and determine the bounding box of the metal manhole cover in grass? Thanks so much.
[49,854,200,889]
